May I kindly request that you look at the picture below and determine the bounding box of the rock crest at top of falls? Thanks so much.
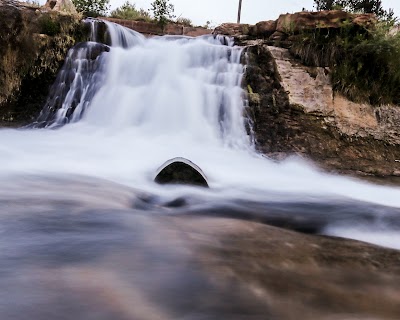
[276,10,376,33]
[211,10,400,178]
[213,10,376,40]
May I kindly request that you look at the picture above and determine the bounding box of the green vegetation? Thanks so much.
[314,0,395,21]
[291,21,400,105]
[150,0,175,30]
[72,0,109,17]
[333,25,400,105]
[39,15,61,36]
[110,1,151,21]
[176,17,192,27]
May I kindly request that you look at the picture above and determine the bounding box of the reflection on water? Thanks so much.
[0,175,399,319]
[1,21,400,318]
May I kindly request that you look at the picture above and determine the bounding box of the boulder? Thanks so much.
[276,10,376,34]
[252,20,276,38]
[44,0,78,15]
[154,157,209,187]
[352,13,378,27]
[213,23,250,37]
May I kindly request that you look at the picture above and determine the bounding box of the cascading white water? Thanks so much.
[1,21,400,248]
[83,27,251,150]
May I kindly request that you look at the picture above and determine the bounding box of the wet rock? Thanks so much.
[190,216,400,319]
[155,157,209,187]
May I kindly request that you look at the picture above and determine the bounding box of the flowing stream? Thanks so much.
[0,20,400,319]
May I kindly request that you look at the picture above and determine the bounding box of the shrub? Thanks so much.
[39,15,61,36]
[110,1,151,21]
[150,0,175,30]
[176,17,192,27]
[314,0,395,21]
[333,25,400,105]
[72,0,110,17]
[291,22,400,105]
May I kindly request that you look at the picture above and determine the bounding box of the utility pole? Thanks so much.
[237,0,242,23]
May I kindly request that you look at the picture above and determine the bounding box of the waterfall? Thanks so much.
[1,20,400,231]
[31,20,251,149]
[0,19,400,251]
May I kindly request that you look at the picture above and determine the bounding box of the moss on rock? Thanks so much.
[0,1,87,126]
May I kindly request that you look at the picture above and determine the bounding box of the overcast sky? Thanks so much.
[105,0,400,26]
[36,0,400,26]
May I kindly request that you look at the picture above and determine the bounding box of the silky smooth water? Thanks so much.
[1,20,400,319]
[1,21,400,248]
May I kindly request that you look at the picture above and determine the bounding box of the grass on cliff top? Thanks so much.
[291,22,400,106]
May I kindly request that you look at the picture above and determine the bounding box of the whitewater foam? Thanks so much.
[1,20,399,211]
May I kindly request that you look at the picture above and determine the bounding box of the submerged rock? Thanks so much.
[155,157,209,187]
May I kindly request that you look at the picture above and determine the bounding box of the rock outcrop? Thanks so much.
[214,10,376,43]
[213,10,400,178]
[155,157,209,187]
[243,42,400,177]
[0,0,85,126]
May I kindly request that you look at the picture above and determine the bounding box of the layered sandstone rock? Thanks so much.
[244,44,400,177]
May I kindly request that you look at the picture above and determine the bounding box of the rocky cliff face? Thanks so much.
[215,11,400,178]
[0,0,85,126]
[244,44,400,178]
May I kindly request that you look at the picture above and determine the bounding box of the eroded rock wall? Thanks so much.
[215,10,400,177]
[244,43,400,177]
[0,0,85,126]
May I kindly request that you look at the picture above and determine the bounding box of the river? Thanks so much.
[0,20,399,319]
